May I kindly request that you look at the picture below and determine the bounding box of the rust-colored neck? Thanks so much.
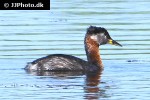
[84,34,103,70]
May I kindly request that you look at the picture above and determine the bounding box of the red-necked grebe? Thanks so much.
[25,26,122,72]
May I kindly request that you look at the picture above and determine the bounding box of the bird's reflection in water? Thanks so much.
[26,70,106,99]
[84,71,105,100]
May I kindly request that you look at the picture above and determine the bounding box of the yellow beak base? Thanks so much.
[108,39,122,47]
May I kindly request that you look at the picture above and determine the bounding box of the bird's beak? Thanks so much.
[108,39,122,47]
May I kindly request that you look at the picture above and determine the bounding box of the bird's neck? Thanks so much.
[84,35,103,70]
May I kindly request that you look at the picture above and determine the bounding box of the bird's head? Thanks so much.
[86,26,122,47]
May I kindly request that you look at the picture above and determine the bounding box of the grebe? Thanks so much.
[25,26,122,72]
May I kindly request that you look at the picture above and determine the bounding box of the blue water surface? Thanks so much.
[0,0,150,100]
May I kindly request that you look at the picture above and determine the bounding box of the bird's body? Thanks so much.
[25,54,88,71]
[25,26,122,72]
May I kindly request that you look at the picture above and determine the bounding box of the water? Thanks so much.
[0,0,150,100]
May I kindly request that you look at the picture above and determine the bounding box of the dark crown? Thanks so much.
[87,26,111,39]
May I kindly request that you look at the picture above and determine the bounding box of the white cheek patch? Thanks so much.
[90,35,97,41]
[90,33,107,45]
